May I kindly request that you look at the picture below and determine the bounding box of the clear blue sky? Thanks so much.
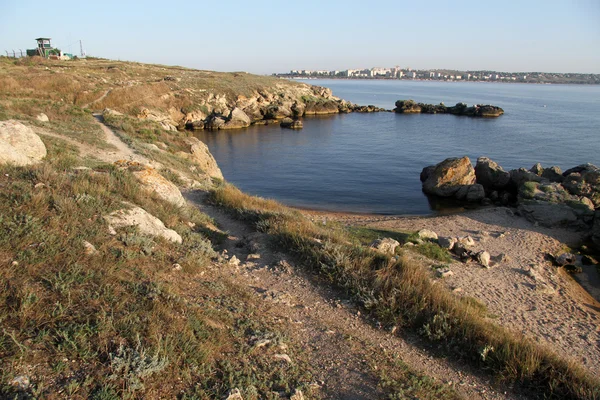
[1,0,599,74]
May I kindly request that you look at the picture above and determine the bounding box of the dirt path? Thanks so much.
[304,207,600,376]
[186,191,523,400]
[81,89,112,109]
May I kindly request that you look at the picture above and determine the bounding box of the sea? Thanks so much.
[195,79,600,215]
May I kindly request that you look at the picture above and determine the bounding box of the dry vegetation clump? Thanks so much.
[0,149,314,398]
[208,184,600,400]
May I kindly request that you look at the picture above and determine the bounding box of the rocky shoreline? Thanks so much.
[420,156,600,250]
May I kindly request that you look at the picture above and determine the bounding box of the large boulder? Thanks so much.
[0,120,47,166]
[475,157,510,191]
[509,168,543,188]
[115,161,186,207]
[422,157,476,197]
[104,204,182,243]
[456,184,486,202]
[394,100,422,113]
[303,99,339,115]
[204,115,226,130]
[178,137,224,180]
[222,108,251,130]
[561,164,600,207]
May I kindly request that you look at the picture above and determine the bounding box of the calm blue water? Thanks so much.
[195,80,600,215]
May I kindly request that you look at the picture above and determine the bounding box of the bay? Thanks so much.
[195,80,600,215]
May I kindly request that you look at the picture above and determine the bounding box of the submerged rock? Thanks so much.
[280,118,303,129]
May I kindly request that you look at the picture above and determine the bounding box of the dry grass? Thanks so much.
[209,183,600,400]
[0,152,315,398]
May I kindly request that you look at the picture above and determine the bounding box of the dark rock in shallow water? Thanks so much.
[280,118,303,129]
[394,100,422,113]
[394,100,503,117]
[475,157,511,191]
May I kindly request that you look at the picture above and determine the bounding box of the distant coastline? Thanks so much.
[281,76,599,85]
[274,68,600,85]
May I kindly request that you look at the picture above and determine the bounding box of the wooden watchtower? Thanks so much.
[26,38,53,57]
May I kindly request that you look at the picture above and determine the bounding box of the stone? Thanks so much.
[438,236,456,250]
[556,253,576,266]
[172,263,183,271]
[83,241,98,256]
[225,388,244,400]
[509,168,542,188]
[280,118,303,129]
[457,236,475,247]
[475,157,511,190]
[530,162,544,176]
[246,253,261,260]
[180,137,224,180]
[303,99,340,115]
[582,255,598,265]
[36,113,49,122]
[204,115,226,130]
[422,156,476,197]
[561,165,600,207]
[222,107,251,130]
[417,229,438,241]
[10,375,30,391]
[273,354,292,363]
[228,255,241,266]
[453,243,471,258]
[420,165,436,182]
[370,238,400,254]
[394,99,422,113]
[436,268,454,278]
[475,251,491,268]
[563,264,582,274]
[115,161,186,207]
[291,389,305,400]
[518,202,579,228]
[541,166,564,183]
[0,120,47,166]
[104,204,182,243]
[465,184,485,202]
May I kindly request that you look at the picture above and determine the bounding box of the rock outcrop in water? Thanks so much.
[394,100,504,117]
[421,157,600,249]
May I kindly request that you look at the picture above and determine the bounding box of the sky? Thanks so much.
[1,0,599,74]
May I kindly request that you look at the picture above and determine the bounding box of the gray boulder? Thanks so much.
[222,108,251,130]
[104,204,182,243]
[0,120,47,166]
[422,156,476,197]
[455,184,485,202]
[561,165,600,207]
[509,168,543,188]
[475,157,511,190]
[370,238,400,254]
[541,166,564,183]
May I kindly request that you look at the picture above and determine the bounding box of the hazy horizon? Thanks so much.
[1,0,599,75]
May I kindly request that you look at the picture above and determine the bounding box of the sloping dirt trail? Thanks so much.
[186,191,523,400]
